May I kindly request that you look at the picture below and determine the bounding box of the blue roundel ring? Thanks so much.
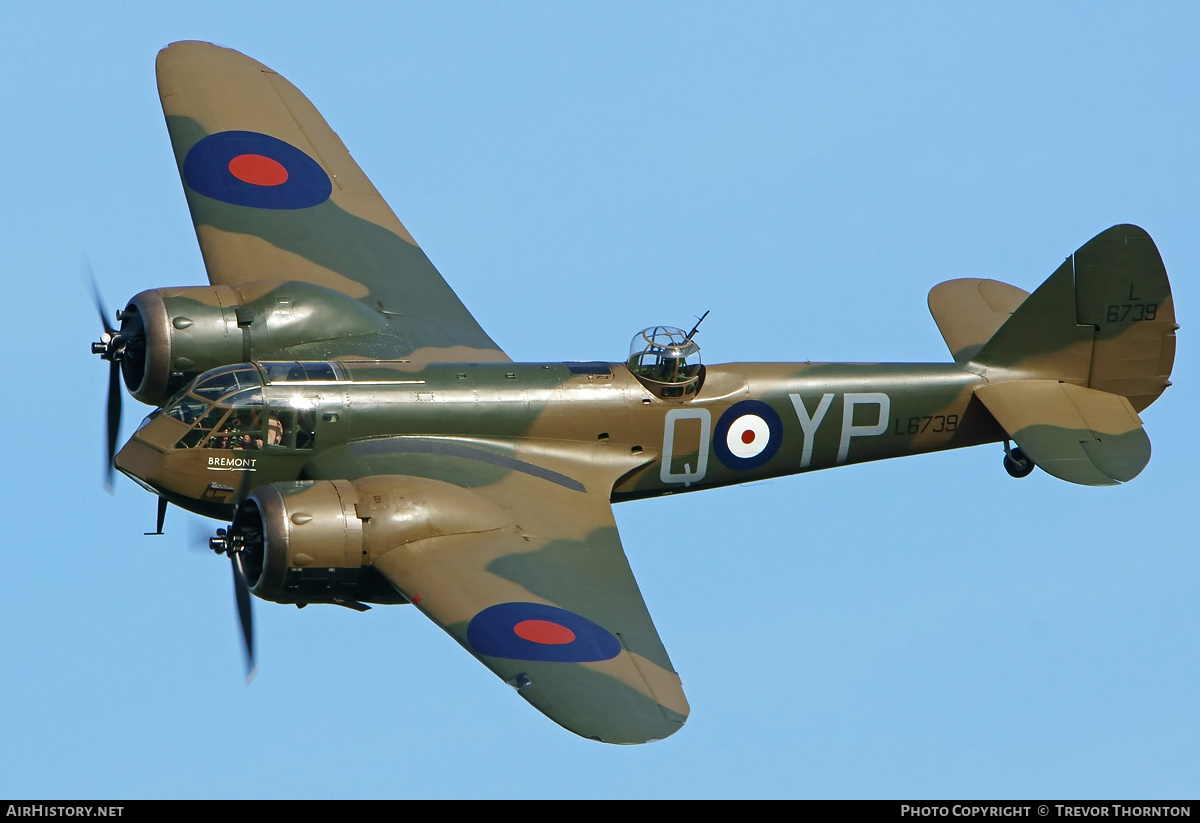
[466,602,622,663]
[182,131,332,210]
[713,399,784,471]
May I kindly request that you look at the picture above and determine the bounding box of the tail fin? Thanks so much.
[966,225,1177,486]
[973,224,1176,411]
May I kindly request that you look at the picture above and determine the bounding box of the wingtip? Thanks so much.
[157,41,274,95]
[157,40,260,68]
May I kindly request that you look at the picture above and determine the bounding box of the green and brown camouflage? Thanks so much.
[955,223,1174,486]
[155,40,509,366]
[102,42,1178,745]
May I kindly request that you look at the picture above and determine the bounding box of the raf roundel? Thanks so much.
[182,131,332,210]
[466,602,622,663]
[713,399,784,470]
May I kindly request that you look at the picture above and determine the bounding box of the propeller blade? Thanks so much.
[105,359,122,492]
[230,553,257,683]
[85,259,116,336]
[89,260,123,491]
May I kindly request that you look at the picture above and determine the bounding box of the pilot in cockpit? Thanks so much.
[266,416,284,447]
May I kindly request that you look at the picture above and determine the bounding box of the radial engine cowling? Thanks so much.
[229,477,510,607]
[116,280,389,406]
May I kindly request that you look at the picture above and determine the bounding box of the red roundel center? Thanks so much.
[228,154,289,187]
[741,429,756,444]
[513,619,576,645]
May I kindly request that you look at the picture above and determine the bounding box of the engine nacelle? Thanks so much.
[117,280,389,406]
[230,476,510,607]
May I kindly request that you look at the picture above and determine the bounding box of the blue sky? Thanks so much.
[1,2,1197,798]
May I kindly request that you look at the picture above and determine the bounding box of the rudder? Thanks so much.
[1074,225,1176,411]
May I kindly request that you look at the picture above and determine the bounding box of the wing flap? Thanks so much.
[975,380,1150,486]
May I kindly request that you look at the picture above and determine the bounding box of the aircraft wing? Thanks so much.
[326,437,689,743]
[156,41,508,363]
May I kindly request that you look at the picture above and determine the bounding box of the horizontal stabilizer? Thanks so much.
[975,380,1150,486]
[928,278,1029,362]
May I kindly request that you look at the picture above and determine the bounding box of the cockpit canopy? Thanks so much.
[627,326,702,398]
[161,361,343,451]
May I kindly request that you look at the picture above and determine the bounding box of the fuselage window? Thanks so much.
[177,407,229,449]
[172,384,269,450]
[265,405,316,450]
[208,408,266,450]
[299,362,338,381]
[260,361,344,384]
[166,394,208,426]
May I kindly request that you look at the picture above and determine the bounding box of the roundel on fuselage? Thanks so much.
[182,131,332,210]
[713,400,783,470]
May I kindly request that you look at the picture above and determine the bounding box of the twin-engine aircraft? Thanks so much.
[93,41,1177,744]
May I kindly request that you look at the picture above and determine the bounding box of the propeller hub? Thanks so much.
[92,332,125,362]
[210,527,251,559]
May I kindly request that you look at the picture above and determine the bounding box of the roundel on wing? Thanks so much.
[466,602,622,663]
[713,399,783,470]
[182,131,332,210]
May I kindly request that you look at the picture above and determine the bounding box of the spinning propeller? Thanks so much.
[90,268,255,681]
[88,262,148,489]
[209,527,258,682]
[87,266,123,490]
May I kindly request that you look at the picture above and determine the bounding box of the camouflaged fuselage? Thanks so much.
[120,359,1003,517]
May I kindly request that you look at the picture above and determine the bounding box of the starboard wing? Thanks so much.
[156,41,508,364]
[317,437,689,743]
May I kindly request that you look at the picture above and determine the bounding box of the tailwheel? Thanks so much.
[1002,441,1035,478]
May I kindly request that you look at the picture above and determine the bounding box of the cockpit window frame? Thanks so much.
[165,360,342,452]
[191,365,263,401]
